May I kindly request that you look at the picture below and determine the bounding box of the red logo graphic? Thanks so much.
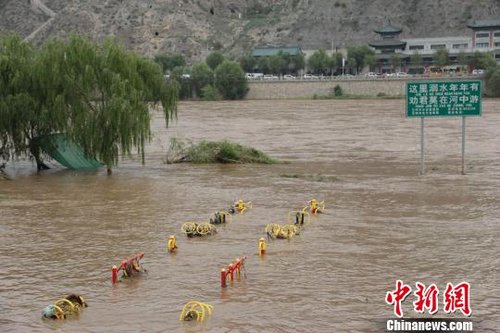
[386,280,412,318]
[386,281,471,317]
[413,282,439,315]
[443,282,472,316]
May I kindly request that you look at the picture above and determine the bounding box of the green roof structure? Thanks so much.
[251,46,303,57]
[374,23,402,35]
[467,19,500,29]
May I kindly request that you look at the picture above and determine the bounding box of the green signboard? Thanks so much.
[406,81,482,117]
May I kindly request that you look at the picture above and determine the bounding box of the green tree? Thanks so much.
[57,36,178,173]
[485,65,500,97]
[206,51,225,70]
[434,48,449,67]
[154,53,186,73]
[478,52,497,70]
[214,60,247,99]
[268,52,288,75]
[288,53,305,74]
[239,54,257,73]
[191,63,214,98]
[467,51,497,70]
[364,53,376,72]
[257,57,270,73]
[347,45,374,74]
[307,49,330,74]
[0,34,52,169]
[0,35,178,173]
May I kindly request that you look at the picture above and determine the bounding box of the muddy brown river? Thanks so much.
[1,99,499,332]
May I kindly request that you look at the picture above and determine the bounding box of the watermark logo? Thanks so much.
[386,281,472,317]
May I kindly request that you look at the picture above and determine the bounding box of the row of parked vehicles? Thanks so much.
[246,72,410,80]
[246,73,352,80]
[246,69,485,81]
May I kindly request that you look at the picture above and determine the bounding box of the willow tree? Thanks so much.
[0,34,61,170]
[58,36,178,173]
[1,34,178,173]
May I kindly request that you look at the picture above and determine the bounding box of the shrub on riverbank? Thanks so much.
[166,139,278,164]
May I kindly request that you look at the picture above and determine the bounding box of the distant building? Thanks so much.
[368,22,407,73]
[250,46,303,58]
[368,19,500,73]
[368,22,406,54]
[467,19,500,61]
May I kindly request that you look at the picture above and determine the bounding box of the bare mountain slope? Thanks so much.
[1,0,499,61]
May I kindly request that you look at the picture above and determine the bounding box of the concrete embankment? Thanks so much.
[246,77,482,99]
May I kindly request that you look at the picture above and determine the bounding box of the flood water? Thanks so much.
[1,99,499,333]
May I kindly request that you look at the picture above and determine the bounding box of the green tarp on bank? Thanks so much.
[36,134,103,170]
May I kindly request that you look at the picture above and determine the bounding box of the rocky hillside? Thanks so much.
[1,0,499,61]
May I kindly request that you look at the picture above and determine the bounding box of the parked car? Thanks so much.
[283,74,296,80]
[365,72,378,78]
[396,72,409,78]
[263,74,279,80]
[303,74,319,79]
[472,69,485,76]
[339,74,355,79]
[252,72,264,80]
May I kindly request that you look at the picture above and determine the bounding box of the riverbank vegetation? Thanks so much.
[166,138,278,164]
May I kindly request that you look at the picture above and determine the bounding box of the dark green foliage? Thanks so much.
[206,51,225,70]
[307,49,331,74]
[154,53,186,73]
[191,63,214,98]
[214,60,247,99]
[0,34,178,172]
[185,140,278,164]
[346,45,374,74]
[268,52,288,75]
[434,48,449,67]
[200,85,222,101]
[485,65,500,97]
[333,85,343,96]
[249,52,304,75]
[239,54,257,73]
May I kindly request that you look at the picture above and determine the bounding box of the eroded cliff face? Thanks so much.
[1,0,499,60]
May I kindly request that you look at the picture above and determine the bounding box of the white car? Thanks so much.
[283,74,296,80]
[396,72,409,78]
[263,74,279,80]
[303,74,319,79]
[472,69,485,76]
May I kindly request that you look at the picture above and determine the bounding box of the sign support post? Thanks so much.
[406,80,481,175]
[420,117,425,175]
[462,116,466,175]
